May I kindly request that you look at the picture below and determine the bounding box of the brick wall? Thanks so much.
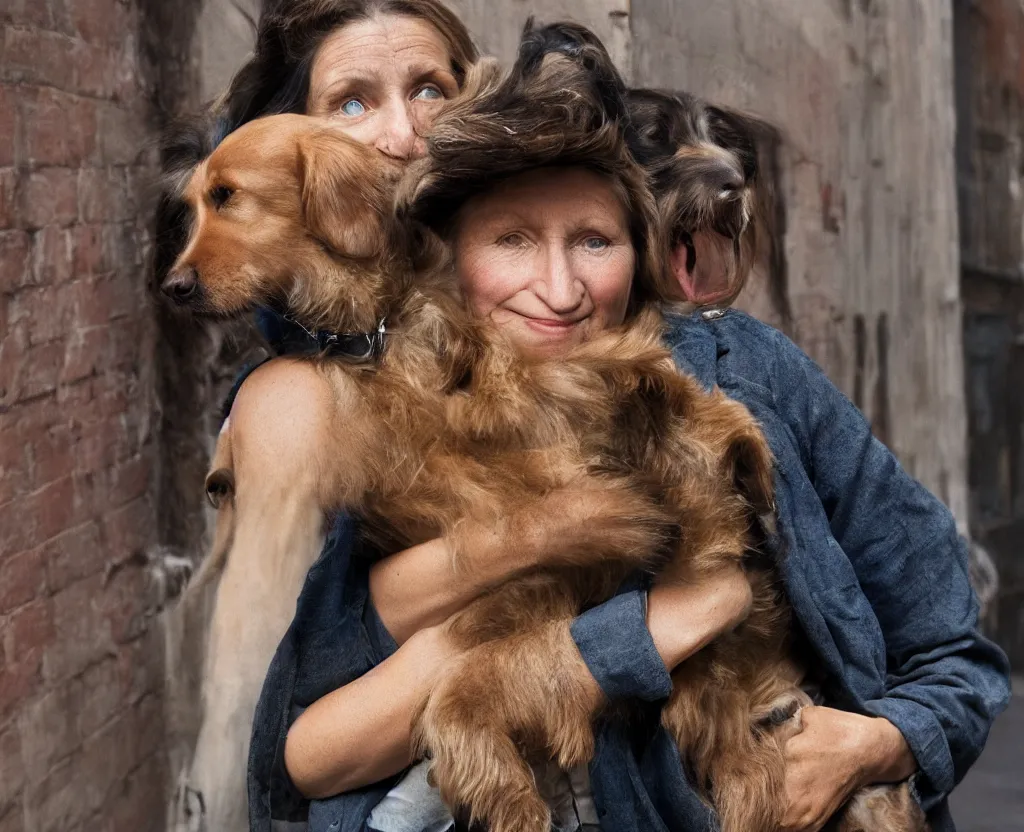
[0,1,168,829]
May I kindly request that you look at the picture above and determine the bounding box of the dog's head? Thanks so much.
[161,113,401,331]
[626,90,775,306]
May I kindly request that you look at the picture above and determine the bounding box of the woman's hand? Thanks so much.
[781,706,917,832]
[646,565,753,671]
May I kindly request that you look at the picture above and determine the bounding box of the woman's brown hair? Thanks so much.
[219,0,477,138]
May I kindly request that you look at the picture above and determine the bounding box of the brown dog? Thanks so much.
[164,55,777,832]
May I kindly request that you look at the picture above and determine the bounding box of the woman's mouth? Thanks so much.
[523,317,581,334]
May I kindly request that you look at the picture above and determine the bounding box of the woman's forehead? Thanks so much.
[310,15,453,91]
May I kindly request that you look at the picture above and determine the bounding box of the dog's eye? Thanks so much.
[209,185,234,210]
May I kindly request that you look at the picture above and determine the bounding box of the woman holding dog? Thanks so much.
[174,3,1010,832]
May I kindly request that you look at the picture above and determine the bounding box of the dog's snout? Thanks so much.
[713,164,744,198]
[162,267,199,302]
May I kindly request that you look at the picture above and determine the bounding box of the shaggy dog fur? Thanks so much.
[168,22,924,832]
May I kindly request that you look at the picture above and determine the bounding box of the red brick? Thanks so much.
[0,26,76,90]
[0,419,29,506]
[74,656,123,738]
[41,574,108,684]
[77,167,131,224]
[0,231,31,293]
[69,224,104,275]
[116,626,162,705]
[0,549,46,615]
[93,103,146,167]
[41,520,103,593]
[0,325,28,408]
[26,422,72,491]
[73,41,133,100]
[100,497,150,557]
[0,168,15,228]
[18,88,95,167]
[18,169,78,230]
[97,565,147,644]
[18,683,80,783]
[60,325,109,384]
[10,340,63,402]
[5,598,54,662]
[31,226,73,285]
[26,476,77,546]
[0,87,14,168]
[9,285,72,346]
[0,657,39,723]
[70,416,117,472]
[67,0,131,46]
[1,0,66,31]
[105,455,150,509]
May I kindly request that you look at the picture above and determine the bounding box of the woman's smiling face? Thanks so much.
[453,167,636,360]
[306,14,459,161]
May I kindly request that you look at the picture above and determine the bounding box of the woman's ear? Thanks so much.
[297,130,392,259]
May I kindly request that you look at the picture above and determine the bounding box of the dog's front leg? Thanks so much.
[185,423,329,831]
[451,479,673,574]
[414,617,600,832]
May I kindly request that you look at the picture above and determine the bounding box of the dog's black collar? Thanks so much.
[284,315,388,362]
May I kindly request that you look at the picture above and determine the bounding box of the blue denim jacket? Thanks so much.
[246,308,1011,832]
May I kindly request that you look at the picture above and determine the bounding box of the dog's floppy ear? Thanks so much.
[724,425,775,519]
[297,129,391,260]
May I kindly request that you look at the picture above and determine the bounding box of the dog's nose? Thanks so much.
[713,165,745,198]
[162,267,198,302]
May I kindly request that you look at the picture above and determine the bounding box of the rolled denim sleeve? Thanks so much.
[773,335,1011,808]
[570,583,673,702]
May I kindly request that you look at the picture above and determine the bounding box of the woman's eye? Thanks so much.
[582,236,610,252]
[339,98,366,116]
[498,233,527,248]
[414,86,444,102]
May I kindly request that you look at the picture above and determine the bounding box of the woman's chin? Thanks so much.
[512,325,585,361]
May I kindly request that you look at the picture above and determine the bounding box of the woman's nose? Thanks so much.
[376,101,426,161]
[536,246,585,313]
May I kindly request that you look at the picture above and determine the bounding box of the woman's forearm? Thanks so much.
[862,717,917,785]
[646,567,753,671]
[284,627,455,798]
[370,537,518,645]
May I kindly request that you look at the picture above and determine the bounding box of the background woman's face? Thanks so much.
[454,168,636,360]
[306,14,458,161]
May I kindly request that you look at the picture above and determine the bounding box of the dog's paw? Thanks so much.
[145,545,196,609]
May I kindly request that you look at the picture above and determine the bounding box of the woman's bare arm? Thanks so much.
[289,564,752,797]
[371,537,509,646]
[285,625,458,799]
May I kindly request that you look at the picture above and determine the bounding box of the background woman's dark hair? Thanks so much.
[220,0,478,139]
